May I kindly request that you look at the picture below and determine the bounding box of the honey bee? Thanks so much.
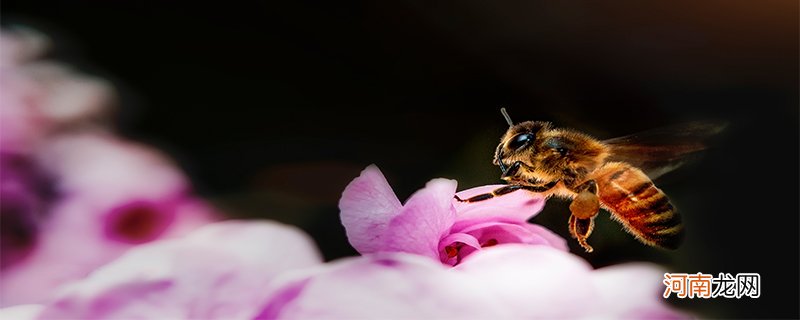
[457,108,725,252]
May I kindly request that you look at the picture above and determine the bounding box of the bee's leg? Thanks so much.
[568,214,595,252]
[567,179,599,252]
[454,180,559,203]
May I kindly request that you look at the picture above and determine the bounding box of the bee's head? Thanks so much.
[494,109,609,182]
[494,119,550,180]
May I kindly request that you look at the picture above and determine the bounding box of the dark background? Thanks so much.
[3,1,797,318]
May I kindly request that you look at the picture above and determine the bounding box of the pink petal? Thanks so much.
[591,263,691,319]
[0,153,45,270]
[0,197,133,307]
[438,232,481,265]
[255,253,510,319]
[382,178,457,259]
[454,220,568,251]
[0,193,217,307]
[338,165,402,254]
[0,28,50,66]
[37,133,216,244]
[0,69,48,153]
[453,184,546,222]
[0,27,111,154]
[456,245,687,318]
[36,133,188,200]
[455,245,596,318]
[0,304,43,320]
[0,133,219,307]
[184,220,323,268]
[18,63,115,127]
[524,224,569,251]
[37,221,322,319]
[438,232,481,253]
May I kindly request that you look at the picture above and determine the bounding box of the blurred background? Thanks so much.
[2,1,797,318]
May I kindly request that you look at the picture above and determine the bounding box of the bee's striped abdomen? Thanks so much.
[594,162,684,249]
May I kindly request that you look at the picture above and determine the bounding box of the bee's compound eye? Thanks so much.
[507,133,533,150]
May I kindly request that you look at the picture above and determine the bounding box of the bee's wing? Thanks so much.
[603,121,728,180]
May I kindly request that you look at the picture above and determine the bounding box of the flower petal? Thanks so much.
[454,184,546,222]
[0,153,45,270]
[453,220,568,251]
[591,263,690,319]
[524,223,569,251]
[438,232,482,265]
[438,232,481,253]
[339,165,402,254]
[0,304,43,320]
[0,28,50,66]
[0,27,113,154]
[36,221,322,319]
[382,178,457,259]
[184,220,323,269]
[0,194,217,307]
[0,132,221,307]
[36,133,188,200]
[255,253,510,319]
[455,245,596,318]
[456,245,687,318]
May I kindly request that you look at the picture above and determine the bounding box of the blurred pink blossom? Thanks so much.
[0,133,219,307]
[3,224,685,319]
[258,245,687,319]
[28,221,322,319]
[0,28,49,66]
[0,28,115,154]
[339,165,566,265]
[0,304,42,320]
[0,27,222,308]
[0,153,50,270]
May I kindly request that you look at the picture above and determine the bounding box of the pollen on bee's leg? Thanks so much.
[481,239,498,247]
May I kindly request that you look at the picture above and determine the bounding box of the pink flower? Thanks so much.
[27,221,322,319]
[0,133,218,307]
[454,245,686,319]
[0,153,49,270]
[0,304,42,320]
[339,165,566,265]
[0,28,115,154]
[257,245,688,319]
[0,28,220,307]
[0,28,49,66]
[3,224,686,319]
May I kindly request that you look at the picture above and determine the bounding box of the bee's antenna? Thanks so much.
[500,108,514,127]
